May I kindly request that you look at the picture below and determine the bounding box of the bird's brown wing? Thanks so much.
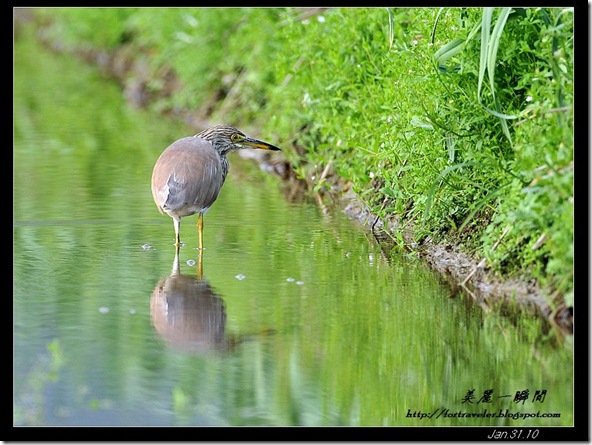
[151,137,226,216]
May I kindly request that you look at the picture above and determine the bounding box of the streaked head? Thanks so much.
[196,124,282,156]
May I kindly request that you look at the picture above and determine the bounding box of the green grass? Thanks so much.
[26,7,574,310]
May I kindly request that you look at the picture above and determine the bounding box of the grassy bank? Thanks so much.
[25,8,574,319]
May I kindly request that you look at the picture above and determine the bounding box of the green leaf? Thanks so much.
[480,104,518,120]
[410,116,434,130]
[434,38,465,64]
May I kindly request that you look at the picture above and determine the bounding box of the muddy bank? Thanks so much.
[26,17,572,336]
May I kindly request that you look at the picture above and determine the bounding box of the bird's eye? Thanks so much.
[231,133,243,143]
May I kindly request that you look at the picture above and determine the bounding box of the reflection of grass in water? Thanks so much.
[46,339,64,380]
[172,385,203,425]
[14,339,64,426]
[172,386,189,414]
[205,285,572,427]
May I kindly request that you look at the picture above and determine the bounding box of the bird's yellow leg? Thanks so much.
[197,213,204,251]
[196,252,203,280]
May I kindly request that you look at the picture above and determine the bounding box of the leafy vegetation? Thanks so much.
[29,7,574,309]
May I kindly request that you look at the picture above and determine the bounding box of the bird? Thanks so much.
[151,124,281,250]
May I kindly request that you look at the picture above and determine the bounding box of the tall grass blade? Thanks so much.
[494,96,513,147]
[487,8,511,95]
[476,8,514,146]
[430,8,445,44]
[477,8,493,101]
[466,20,482,42]
[387,8,394,50]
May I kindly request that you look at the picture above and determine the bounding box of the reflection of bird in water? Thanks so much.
[150,250,238,353]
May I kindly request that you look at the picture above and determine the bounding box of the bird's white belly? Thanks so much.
[164,204,210,219]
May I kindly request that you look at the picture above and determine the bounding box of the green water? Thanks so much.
[13,29,573,427]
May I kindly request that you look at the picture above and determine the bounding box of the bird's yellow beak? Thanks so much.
[243,137,281,151]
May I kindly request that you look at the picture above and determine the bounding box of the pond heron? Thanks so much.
[151,124,281,250]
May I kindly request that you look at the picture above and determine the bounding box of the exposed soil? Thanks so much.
[25,15,572,336]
